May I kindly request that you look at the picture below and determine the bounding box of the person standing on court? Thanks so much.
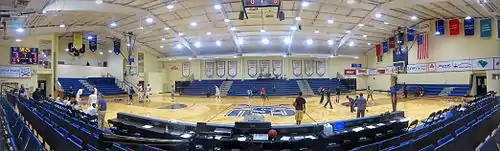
[88,90,98,105]
[366,86,374,102]
[260,88,267,101]
[355,93,367,118]
[347,95,355,113]
[335,86,341,104]
[128,87,135,105]
[319,87,325,104]
[391,86,398,112]
[324,88,333,109]
[402,82,408,98]
[97,95,107,129]
[293,92,306,125]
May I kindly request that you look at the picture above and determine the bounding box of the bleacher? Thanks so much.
[307,78,349,94]
[180,80,224,95]
[58,77,126,96]
[353,92,500,151]
[395,84,470,96]
[228,79,300,96]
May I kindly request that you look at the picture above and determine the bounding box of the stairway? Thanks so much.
[220,81,233,96]
[297,80,314,96]
[439,87,454,96]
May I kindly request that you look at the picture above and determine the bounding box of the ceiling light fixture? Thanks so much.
[87,36,93,40]
[190,22,197,26]
[260,29,266,32]
[188,58,192,60]
[233,56,237,58]
[348,41,354,47]
[230,27,236,31]
[327,40,333,46]
[224,19,230,22]
[145,17,154,23]
[216,40,222,46]
[126,43,131,47]
[99,52,103,55]
[295,17,301,21]
[108,50,112,53]
[465,16,472,20]
[262,38,270,44]
[306,39,313,45]
[384,22,389,25]
[347,0,355,4]
[65,48,69,51]
[95,0,103,4]
[314,29,319,33]
[194,42,201,48]
[363,35,367,38]
[164,27,170,30]
[160,45,164,48]
[167,5,174,9]
[375,13,382,18]
[176,44,183,49]
[410,16,418,20]
[368,43,371,45]
[301,1,309,7]
[206,32,212,35]
[358,24,364,27]
[110,22,117,27]
[15,38,22,42]
[354,56,359,59]
[327,19,334,24]
[161,38,166,41]
[59,24,65,28]
[16,28,24,33]
[214,4,221,10]
[139,26,144,30]
[178,33,184,36]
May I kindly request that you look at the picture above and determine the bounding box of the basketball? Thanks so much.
[268,129,278,138]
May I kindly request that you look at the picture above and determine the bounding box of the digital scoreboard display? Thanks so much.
[11,47,39,65]
[242,0,280,7]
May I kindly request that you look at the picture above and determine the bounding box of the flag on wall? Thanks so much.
[417,33,429,60]
[113,40,121,55]
[376,44,382,62]
[480,18,492,37]
[388,37,395,49]
[382,41,389,53]
[88,34,97,52]
[464,18,475,36]
[435,19,445,36]
[407,28,415,41]
[449,18,460,36]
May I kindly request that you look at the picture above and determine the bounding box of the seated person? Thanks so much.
[86,103,97,116]
[70,99,82,111]
[55,95,62,104]
[62,96,71,106]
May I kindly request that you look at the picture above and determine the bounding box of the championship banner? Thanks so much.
[216,61,225,77]
[418,21,431,33]
[406,64,427,73]
[472,58,494,70]
[385,66,394,74]
[316,60,326,77]
[228,61,237,77]
[88,34,97,52]
[73,32,83,49]
[382,41,389,53]
[304,60,314,76]
[464,18,475,36]
[344,69,356,76]
[407,28,415,42]
[449,18,460,36]
[453,60,473,71]
[480,18,492,37]
[259,60,270,75]
[427,63,436,72]
[113,40,121,55]
[182,62,190,77]
[388,37,395,49]
[0,66,31,78]
[435,19,445,36]
[272,60,282,76]
[205,61,214,78]
[292,60,302,77]
[247,60,257,77]
[497,19,500,39]
[377,68,386,74]
[494,58,500,70]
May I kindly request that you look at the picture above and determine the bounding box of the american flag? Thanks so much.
[417,33,429,60]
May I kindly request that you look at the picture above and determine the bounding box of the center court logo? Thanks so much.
[226,104,295,117]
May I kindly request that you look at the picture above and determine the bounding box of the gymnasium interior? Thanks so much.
[0,0,500,150]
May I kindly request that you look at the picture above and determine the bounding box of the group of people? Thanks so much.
[127,84,152,105]
[318,86,343,109]
[59,86,107,128]
[317,86,372,118]
[247,87,270,101]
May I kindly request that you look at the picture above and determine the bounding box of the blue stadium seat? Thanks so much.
[25,135,42,151]
[437,135,453,145]
[86,144,99,151]
[67,135,83,150]
[419,144,434,151]
[477,137,497,151]
[138,144,165,151]
[110,143,133,151]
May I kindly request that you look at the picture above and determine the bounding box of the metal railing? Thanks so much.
[107,73,138,92]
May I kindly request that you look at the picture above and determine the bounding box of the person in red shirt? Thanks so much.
[260,88,267,101]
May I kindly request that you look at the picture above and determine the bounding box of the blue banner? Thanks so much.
[480,18,492,37]
[113,40,121,55]
[393,46,408,66]
[88,34,97,52]
[464,18,475,36]
[351,64,362,68]
[497,19,500,39]
[407,28,415,41]
[382,41,389,53]
[435,19,445,36]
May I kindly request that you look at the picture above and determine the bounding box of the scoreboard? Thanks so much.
[11,47,39,65]
[242,0,280,7]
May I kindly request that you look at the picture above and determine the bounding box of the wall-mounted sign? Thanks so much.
[406,64,427,73]
[344,69,357,76]
[0,66,31,78]
[472,58,494,70]
[11,47,39,65]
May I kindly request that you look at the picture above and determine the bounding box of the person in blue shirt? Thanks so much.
[391,86,398,112]
[128,87,135,105]
[346,95,355,113]
[97,95,107,128]
[355,93,368,118]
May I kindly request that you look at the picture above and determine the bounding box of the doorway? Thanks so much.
[38,80,47,96]
[476,76,487,96]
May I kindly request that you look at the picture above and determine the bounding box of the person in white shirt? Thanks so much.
[76,88,83,104]
[138,84,144,103]
[62,96,70,106]
[88,90,98,105]
[215,85,221,101]
[146,84,152,102]
[86,103,97,116]
[55,95,62,104]
[93,86,98,95]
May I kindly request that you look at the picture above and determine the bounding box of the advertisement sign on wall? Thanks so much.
[452,60,473,71]
[385,66,394,74]
[0,66,31,78]
[406,64,428,73]
[472,58,494,70]
[344,69,357,76]
[427,62,436,72]
[436,61,454,72]
[494,58,500,70]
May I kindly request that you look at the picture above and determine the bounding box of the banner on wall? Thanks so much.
[494,58,500,70]
[464,18,475,36]
[88,34,97,52]
[436,61,453,72]
[480,18,492,37]
[344,69,356,76]
[272,60,282,76]
[368,69,377,75]
[453,60,473,71]
[385,66,394,74]
[498,19,500,39]
[407,28,415,41]
[205,61,214,77]
[435,19,445,36]
[182,62,190,77]
[357,69,368,76]
[472,58,494,70]
[406,64,428,73]
[0,66,31,78]
[449,18,460,36]
[377,68,386,74]
[247,60,257,77]
[216,61,225,77]
[316,60,326,77]
[228,61,237,77]
[351,64,362,68]
[292,60,302,77]
[113,40,121,55]
[427,63,436,72]
[259,60,270,75]
[382,41,389,53]
[304,60,314,76]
